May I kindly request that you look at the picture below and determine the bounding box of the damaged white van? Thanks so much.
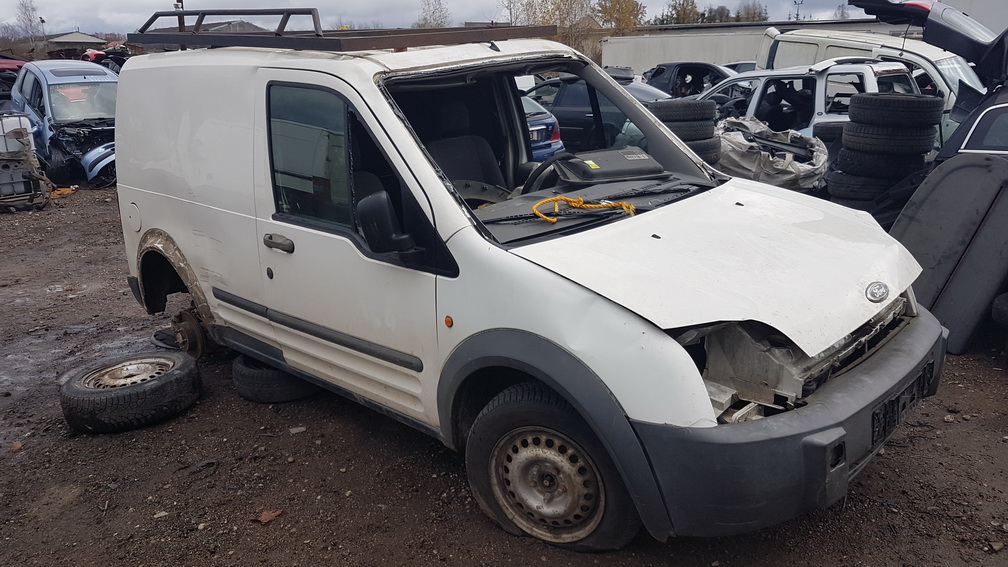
[116,9,946,551]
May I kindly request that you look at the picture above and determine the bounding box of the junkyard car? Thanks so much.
[116,8,946,551]
[9,60,117,186]
[521,96,565,161]
[851,0,1008,354]
[526,73,670,152]
[699,58,920,137]
[642,61,736,98]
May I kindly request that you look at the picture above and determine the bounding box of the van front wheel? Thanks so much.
[465,383,641,551]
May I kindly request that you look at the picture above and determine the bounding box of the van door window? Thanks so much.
[267,84,353,229]
[963,107,1008,152]
[773,42,818,69]
[23,72,45,116]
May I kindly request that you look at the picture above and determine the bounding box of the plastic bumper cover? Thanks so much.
[633,308,947,537]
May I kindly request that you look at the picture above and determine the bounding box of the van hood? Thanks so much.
[510,178,921,356]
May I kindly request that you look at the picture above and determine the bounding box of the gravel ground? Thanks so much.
[1,190,1006,566]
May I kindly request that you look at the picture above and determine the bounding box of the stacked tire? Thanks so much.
[826,93,942,210]
[648,99,721,165]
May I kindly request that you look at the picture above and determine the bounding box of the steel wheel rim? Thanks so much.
[489,426,604,543]
[80,356,176,389]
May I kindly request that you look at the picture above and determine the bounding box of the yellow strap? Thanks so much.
[532,195,635,224]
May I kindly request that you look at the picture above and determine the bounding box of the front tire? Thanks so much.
[465,383,641,551]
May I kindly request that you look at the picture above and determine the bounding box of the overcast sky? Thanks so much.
[17,0,867,36]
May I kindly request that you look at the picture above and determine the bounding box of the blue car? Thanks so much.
[9,60,117,186]
[522,96,564,161]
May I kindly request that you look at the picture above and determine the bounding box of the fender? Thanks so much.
[135,227,216,325]
[81,142,115,182]
[438,328,674,541]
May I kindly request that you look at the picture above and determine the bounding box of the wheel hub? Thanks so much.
[490,427,604,543]
[80,357,175,389]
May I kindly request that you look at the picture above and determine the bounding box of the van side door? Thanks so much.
[251,69,442,426]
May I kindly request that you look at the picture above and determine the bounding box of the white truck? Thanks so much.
[110,8,946,551]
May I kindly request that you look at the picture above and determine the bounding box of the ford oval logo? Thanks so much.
[866,282,890,303]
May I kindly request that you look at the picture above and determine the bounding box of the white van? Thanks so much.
[757,27,985,142]
[114,8,946,552]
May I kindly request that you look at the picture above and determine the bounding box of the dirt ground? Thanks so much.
[1,189,1006,567]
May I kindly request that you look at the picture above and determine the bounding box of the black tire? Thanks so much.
[849,93,944,127]
[662,119,715,141]
[465,383,641,551]
[647,99,716,122]
[842,123,936,155]
[992,293,1008,327]
[59,351,201,433]
[829,196,876,211]
[685,136,720,155]
[826,170,895,200]
[812,121,845,143]
[835,148,925,179]
[231,355,321,403]
[697,149,721,165]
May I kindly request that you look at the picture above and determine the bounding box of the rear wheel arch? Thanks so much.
[438,328,675,541]
[135,228,213,323]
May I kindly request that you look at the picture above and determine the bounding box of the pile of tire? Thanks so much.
[648,99,721,165]
[826,92,943,210]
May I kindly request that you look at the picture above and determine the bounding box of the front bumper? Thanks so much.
[633,308,947,537]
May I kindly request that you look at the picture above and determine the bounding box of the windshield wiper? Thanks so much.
[481,206,629,225]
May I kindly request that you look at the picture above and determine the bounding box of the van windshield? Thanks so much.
[936,55,984,93]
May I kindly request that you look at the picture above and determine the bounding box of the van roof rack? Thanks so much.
[128,8,557,52]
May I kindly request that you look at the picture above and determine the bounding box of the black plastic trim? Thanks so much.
[438,328,674,541]
[126,276,143,308]
[212,287,423,372]
[215,326,439,439]
[631,309,946,537]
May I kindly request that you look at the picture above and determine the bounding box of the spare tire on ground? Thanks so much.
[231,354,321,403]
[60,351,201,433]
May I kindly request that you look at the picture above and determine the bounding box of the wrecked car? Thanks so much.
[850,0,1008,354]
[112,7,946,551]
[9,60,117,186]
[0,112,50,210]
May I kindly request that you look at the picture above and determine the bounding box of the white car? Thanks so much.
[699,58,920,138]
[113,8,946,551]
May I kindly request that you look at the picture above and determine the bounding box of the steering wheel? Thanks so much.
[519,152,575,196]
[719,97,749,119]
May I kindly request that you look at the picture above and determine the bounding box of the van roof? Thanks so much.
[776,28,960,60]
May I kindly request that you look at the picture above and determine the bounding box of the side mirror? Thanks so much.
[357,191,415,254]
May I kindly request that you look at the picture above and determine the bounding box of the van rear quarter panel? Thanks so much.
[117,53,266,315]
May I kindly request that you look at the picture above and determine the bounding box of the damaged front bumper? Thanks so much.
[633,308,947,538]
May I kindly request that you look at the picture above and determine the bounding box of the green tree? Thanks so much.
[649,0,703,25]
[596,0,646,35]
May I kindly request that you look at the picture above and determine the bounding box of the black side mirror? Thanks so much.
[358,191,415,254]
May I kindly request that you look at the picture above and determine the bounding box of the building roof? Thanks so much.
[48,32,106,45]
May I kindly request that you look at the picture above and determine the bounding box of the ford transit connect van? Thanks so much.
[116,8,946,551]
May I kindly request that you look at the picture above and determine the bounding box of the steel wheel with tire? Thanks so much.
[59,351,201,433]
[231,354,321,403]
[465,383,641,551]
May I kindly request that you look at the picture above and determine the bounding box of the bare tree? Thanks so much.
[833,3,850,19]
[16,0,43,56]
[596,0,646,36]
[735,0,768,22]
[705,4,732,22]
[414,0,453,28]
